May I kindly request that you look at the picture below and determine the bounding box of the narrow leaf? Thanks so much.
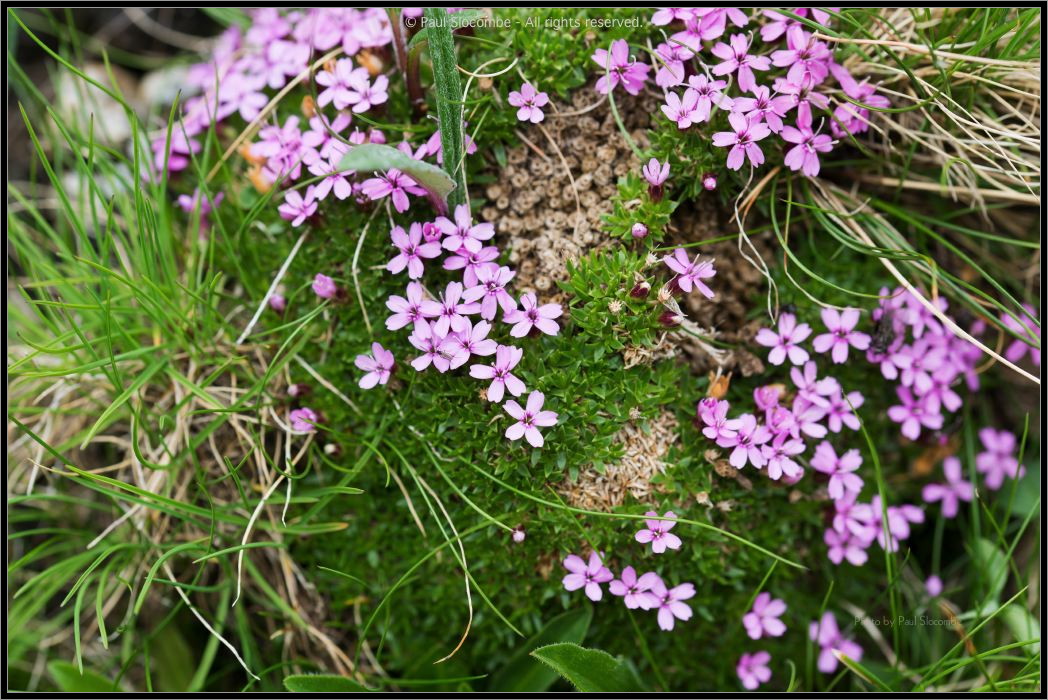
[423,7,466,210]
[284,674,368,692]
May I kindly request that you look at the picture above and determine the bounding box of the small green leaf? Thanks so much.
[284,674,369,692]
[338,143,455,209]
[529,643,644,692]
[490,607,593,692]
[49,660,123,693]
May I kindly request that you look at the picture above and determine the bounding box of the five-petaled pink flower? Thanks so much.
[712,112,770,170]
[505,293,563,337]
[443,245,499,287]
[508,82,549,123]
[354,342,395,389]
[421,281,479,337]
[463,265,518,321]
[409,320,452,373]
[279,186,319,226]
[289,407,319,433]
[562,551,613,601]
[445,318,498,370]
[710,33,770,93]
[312,273,338,300]
[386,281,428,332]
[387,222,442,279]
[922,456,973,517]
[771,26,832,87]
[664,248,717,298]
[685,74,733,122]
[609,566,662,610]
[649,579,696,631]
[723,413,772,469]
[888,386,943,440]
[755,312,812,365]
[743,592,787,640]
[360,168,426,213]
[504,390,557,447]
[734,85,793,133]
[810,612,863,674]
[635,511,683,554]
[470,344,526,403]
[698,397,737,444]
[737,651,772,690]
[781,104,835,177]
[662,89,701,129]
[813,308,870,363]
[437,203,496,254]
[976,427,1024,490]
[592,39,650,96]
[811,441,864,500]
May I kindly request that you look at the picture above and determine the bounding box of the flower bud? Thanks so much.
[511,526,526,543]
[631,222,649,239]
[702,173,717,191]
[268,293,287,313]
[312,273,338,300]
[288,383,310,398]
[658,310,683,328]
[629,280,652,298]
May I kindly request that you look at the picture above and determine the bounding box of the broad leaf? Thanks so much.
[1000,604,1041,656]
[284,674,368,692]
[48,661,124,693]
[338,143,455,211]
[529,643,643,692]
[490,606,593,691]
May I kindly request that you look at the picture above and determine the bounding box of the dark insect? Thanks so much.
[781,303,797,316]
[870,310,896,355]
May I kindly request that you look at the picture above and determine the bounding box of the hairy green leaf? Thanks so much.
[338,143,455,211]
[423,7,466,210]
[490,606,593,691]
[284,674,368,692]
[529,643,643,692]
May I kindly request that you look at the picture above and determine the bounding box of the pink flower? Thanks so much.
[743,592,787,639]
[470,344,526,403]
[652,8,698,26]
[812,308,870,363]
[771,26,832,87]
[663,248,717,298]
[922,456,973,517]
[712,112,771,170]
[508,82,549,123]
[737,651,771,690]
[654,41,693,88]
[887,386,943,440]
[781,104,835,177]
[811,441,864,500]
[385,281,428,332]
[562,551,613,601]
[443,245,499,287]
[462,265,518,321]
[504,390,557,447]
[694,8,750,41]
[698,397,738,444]
[421,281,480,337]
[314,57,367,109]
[279,186,319,226]
[409,320,452,373]
[635,511,682,553]
[761,8,835,42]
[649,579,695,631]
[824,389,864,432]
[824,527,870,566]
[702,173,718,190]
[289,407,319,433]
[685,74,733,122]
[722,413,772,469]
[661,89,700,129]
[790,360,840,410]
[642,157,670,187]
[762,433,805,481]
[829,63,890,137]
[852,496,924,552]
[437,204,495,254]
[810,612,863,674]
[592,39,650,96]
[268,293,287,313]
[925,575,943,597]
[445,318,497,370]
[307,155,353,201]
[387,222,442,279]
[354,342,395,389]
[609,566,661,610]
[733,85,794,133]
[755,312,812,365]
[710,33,770,93]
[1001,304,1040,367]
[346,72,389,113]
[312,273,338,299]
[505,293,563,337]
[302,114,352,164]
[631,223,649,239]
[360,168,427,213]
[976,427,1024,490]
